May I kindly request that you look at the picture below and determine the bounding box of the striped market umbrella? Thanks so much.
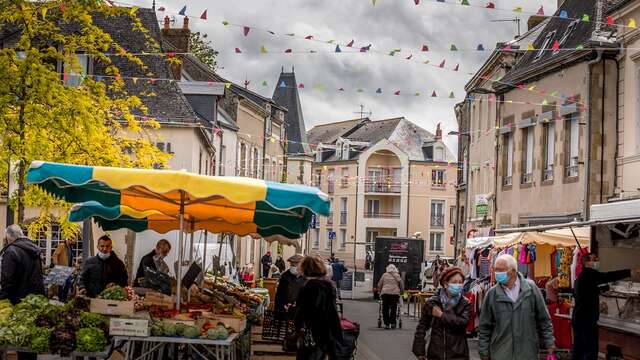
[27,161,329,308]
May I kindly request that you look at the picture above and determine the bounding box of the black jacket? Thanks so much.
[295,279,343,356]
[573,267,631,326]
[79,251,128,297]
[413,288,470,360]
[331,262,347,282]
[275,258,286,272]
[274,269,305,312]
[134,250,157,286]
[0,238,45,305]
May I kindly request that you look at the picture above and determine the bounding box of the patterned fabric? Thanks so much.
[557,248,573,288]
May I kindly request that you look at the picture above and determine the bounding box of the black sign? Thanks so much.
[372,237,424,294]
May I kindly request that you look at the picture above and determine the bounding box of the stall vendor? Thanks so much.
[274,254,305,314]
[134,239,172,286]
[78,235,128,297]
[572,253,640,360]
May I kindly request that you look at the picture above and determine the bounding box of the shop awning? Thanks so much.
[466,227,590,249]
[590,199,640,223]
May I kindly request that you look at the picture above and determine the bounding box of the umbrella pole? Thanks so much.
[212,233,225,285]
[176,191,185,311]
[202,230,208,274]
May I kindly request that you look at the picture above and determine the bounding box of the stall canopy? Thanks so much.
[466,227,590,249]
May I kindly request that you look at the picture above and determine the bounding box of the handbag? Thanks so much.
[284,324,316,352]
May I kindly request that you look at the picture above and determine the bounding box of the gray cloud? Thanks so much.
[130,0,556,152]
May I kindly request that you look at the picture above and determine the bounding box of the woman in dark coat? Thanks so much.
[413,267,470,360]
[294,256,343,360]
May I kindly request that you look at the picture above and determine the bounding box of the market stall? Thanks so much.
[590,200,640,359]
[25,161,330,359]
[463,228,590,348]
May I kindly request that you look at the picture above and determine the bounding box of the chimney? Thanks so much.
[435,123,442,141]
[162,16,190,80]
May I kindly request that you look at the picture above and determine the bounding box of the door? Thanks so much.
[366,230,379,253]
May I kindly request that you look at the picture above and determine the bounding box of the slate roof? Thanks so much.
[605,0,634,14]
[92,8,202,125]
[217,107,239,131]
[344,118,403,143]
[307,118,369,145]
[272,71,311,156]
[498,0,606,88]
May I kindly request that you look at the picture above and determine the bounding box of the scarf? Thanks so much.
[438,288,461,310]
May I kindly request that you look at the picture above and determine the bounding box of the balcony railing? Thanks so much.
[432,182,446,189]
[327,213,333,225]
[340,211,347,225]
[364,212,401,219]
[365,181,401,193]
[431,215,445,227]
[543,166,554,181]
[341,177,349,188]
[503,176,513,186]
[521,172,532,184]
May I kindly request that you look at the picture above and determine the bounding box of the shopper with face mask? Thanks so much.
[134,239,172,286]
[413,267,470,360]
[274,254,306,316]
[478,254,555,360]
[572,253,639,360]
[78,235,128,297]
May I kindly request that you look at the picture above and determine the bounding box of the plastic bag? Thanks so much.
[546,353,557,360]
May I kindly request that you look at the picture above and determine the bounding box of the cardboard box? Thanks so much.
[210,314,247,333]
[143,291,175,310]
[90,298,135,316]
[109,318,150,337]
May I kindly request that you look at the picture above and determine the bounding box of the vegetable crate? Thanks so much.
[90,298,135,316]
[109,318,150,337]
[210,314,247,333]
[261,310,294,342]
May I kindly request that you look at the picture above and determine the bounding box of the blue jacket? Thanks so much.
[331,262,347,282]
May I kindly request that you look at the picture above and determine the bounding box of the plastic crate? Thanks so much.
[261,310,294,342]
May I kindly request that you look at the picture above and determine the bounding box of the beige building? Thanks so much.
[491,0,618,229]
[307,117,456,266]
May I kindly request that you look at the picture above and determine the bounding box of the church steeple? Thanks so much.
[272,68,311,155]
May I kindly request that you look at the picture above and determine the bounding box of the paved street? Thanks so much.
[340,272,480,360]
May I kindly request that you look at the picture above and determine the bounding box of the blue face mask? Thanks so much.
[495,271,509,284]
[447,283,463,296]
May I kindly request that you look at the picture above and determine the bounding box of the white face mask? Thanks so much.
[97,252,111,260]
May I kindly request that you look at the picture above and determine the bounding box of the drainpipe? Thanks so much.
[600,59,606,203]
[583,50,603,221]
[405,161,411,237]
[613,57,620,198]
[351,163,359,300]
[493,94,500,230]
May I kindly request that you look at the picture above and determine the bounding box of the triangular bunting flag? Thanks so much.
[268,31,275,35]
[372,0,377,5]
[629,18,637,28]
[243,26,250,36]
[439,59,446,68]
[542,99,549,106]
[527,43,535,51]
[559,10,568,18]
[394,91,401,96]
[285,33,295,36]
[327,40,335,44]
[528,85,536,91]
[262,80,268,86]
[513,6,523,12]
[477,44,485,51]
[449,91,455,98]
[225,82,231,89]
[582,14,590,22]
[431,91,437,97]
[157,6,165,11]
[423,60,430,64]
[235,48,242,53]
[406,54,412,60]
[260,46,267,54]
[357,89,364,93]
[450,44,458,51]
[305,35,313,40]
[360,44,371,52]
[338,88,344,91]
[415,92,421,96]
[607,16,614,25]
[279,81,286,87]
[222,20,229,26]
[132,77,138,84]
[335,45,342,53]
[461,0,469,5]
[549,90,559,97]
[178,5,186,15]
[576,44,584,50]
[284,49,292,53]
[502,43,513,51]
[346,39,355,47]
[486,2,495,8]
[200,9,207,20]
[536,6,544,16]
[298,83,305,88]
[454,64,459,71]
[422,45,429,51]
[376,88,383,94]
[415,0,420,4]
[552,40,560,51]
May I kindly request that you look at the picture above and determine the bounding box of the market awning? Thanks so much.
[466,227,590,249]
[590,199,640,223]
[27,161,330,240]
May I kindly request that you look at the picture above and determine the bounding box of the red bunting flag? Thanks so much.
[298,83,305,88]
[60,2,65,12]
[502,43,512,51]
[421,45,429,51]
[406,54,412,60]
[200,10,207,19]
[305,35,313,40]
[149,79,157,85]
[63,72,69,81]
[415,0,420,3]
[284,49,292,53]
[158,6,165,11]
[235,48,242,53]
[438,59,445,68]
[431,91,437,97]
[346,39,354,47]
[394,91,401,95]
[454,64,459,71]
[167,52,175,58]
[536,6,544,15]
[552,40,560,51]
[486,2,495,8]
[606,16,614,25]
[115,74,121,81]
[243,26,250,36]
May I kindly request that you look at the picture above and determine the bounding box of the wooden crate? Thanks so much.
[90,298,135,316]
[209,314,247,333]
[109,318,150,337]
[143,291,175,310]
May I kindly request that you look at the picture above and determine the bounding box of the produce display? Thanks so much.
[99,286,127,301]
[149,319,234,340]
[0,295,108,355]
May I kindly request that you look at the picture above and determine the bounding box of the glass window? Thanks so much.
[543,122,555,181]
[341,168,349,187]
[429,232,443,252]
[522,127,534,184]
[565,114,579,177]
[535,31,556,61]
[64,53,89,87]
[431,201,444,227]
[432,169,445,187]
[340,229,346,249]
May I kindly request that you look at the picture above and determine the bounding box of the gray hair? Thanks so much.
[5,225,24,242]
[495,253,518,271]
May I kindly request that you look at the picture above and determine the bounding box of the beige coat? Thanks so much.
[52,243,72,267]
[378,272,404,295]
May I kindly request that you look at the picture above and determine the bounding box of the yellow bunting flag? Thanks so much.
[260,46,268,54]
[629,18,637,28]
[222,20,229,26]
[527,43,535,51]
[372,0,377,5]
[513,6,523,12]
[528,85,536,91]
[225,83,231,89]
[41,7,47,19]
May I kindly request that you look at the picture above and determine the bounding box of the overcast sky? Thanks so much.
[128,0,557,152]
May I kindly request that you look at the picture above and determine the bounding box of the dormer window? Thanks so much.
[535,31,556,61]
[424,145,434,160]
[342,143,349,160]
[559,20,578,46]
[278,110,284,121]
[265,104,272,113]
[336,141,343,159]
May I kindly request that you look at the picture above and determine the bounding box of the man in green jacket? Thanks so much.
[478,254,555,360]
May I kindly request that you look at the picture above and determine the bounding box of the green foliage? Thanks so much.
[189,31,218,70]
[0,0,170,228]
[75,327,107,353]
[79,312,107,329]
[98,285,128,300]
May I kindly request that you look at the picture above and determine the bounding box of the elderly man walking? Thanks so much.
[478,254,555,360]
[0,225,45,305]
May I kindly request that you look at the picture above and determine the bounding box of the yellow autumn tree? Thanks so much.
[0,0,170,235]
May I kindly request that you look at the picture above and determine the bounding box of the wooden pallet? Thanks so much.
[250,325,296,359]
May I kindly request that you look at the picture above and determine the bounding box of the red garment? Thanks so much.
[465,292,476,333]
[548,302,572,349]
[575,248,589,280]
